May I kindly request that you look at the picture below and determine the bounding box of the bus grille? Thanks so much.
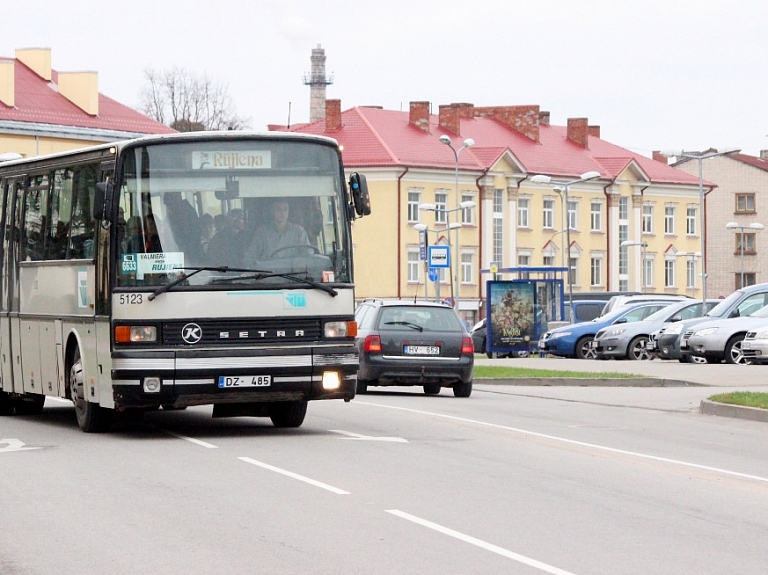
[162,318,323,346]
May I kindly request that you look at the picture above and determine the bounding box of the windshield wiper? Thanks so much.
[384,321,423,331]
[147,266,267,301]
[213,270,338,297]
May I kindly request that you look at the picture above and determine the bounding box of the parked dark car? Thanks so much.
[354,299,474,397]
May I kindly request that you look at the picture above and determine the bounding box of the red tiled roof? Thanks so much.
[732,153,768,172]
[0,59,175,135]
[283,106,704,186]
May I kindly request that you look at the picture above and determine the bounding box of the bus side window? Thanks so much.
[22,174,48,262]
[68,163,97,259]
[43,168,73,260]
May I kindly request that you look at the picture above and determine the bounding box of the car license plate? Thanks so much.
[645,341,655,350]
[218,375,271,388]
[538,340,546,349]
[587,341,597,349]
[680,340,688,349]
[404,345,440,355]
[742,341,752,349]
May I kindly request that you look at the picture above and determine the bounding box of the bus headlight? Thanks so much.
[322,371,341,390]
[324,321,357,338]
[115,325,157,343]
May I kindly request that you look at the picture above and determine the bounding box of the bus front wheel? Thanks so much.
[269,400,307,428]
[69,346,111,433]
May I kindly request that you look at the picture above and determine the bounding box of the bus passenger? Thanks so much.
[244,199,311,267]
[207,208,245,268]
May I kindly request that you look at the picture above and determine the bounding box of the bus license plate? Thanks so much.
[404,345,440,355]
[218,375,271,388]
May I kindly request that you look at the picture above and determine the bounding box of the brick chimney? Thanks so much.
[567,118,589,147]
[0,60,14,107]
[456,102,475,118]
[474,105,540,141]
[325,99,341,131]
[438,104,460,135]
[409,101,430,132]
[588,125,600,139]
[652,151,669,164]
[539,111,550,126]
[58,71,99,116]
[760,150,768,160]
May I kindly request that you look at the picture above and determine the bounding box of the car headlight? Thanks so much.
[607,328,626,336]
[753,329,768,340]
[665,324,684,335]
[693,327,718,337]
[550,331,573,339]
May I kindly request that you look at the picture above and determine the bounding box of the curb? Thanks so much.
[699,399,768,423]
[475,377,702,387]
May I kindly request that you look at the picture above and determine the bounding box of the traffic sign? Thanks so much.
[428,267,438,282]
[427,245,450,268]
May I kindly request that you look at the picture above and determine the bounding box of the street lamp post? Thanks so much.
[725,221,764,288]
[530,171,601,303]
[439,135,475,309]
[671,148,741,304]
[620,240,648,290]
[414,222,462,299]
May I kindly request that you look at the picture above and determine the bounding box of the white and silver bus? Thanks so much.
[0,131,370,432]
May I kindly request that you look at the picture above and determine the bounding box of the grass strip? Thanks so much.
[474,365,638,379]
[707,391,768,409]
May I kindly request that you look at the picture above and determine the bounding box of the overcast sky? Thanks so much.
[3,0,767,156]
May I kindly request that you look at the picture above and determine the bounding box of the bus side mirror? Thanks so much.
[349,172,371,217]
[93,182,114,221]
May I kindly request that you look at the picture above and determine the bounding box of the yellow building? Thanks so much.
[0,47,174,158]
[280,100,708,327]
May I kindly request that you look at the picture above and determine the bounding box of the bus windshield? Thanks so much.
[116,138,351,289]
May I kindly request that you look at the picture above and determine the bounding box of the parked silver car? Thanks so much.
[682,304,768,364]
[741,326,768,364]
[592,299,715,360]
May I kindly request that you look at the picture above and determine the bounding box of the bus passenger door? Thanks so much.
[2,179,24,395]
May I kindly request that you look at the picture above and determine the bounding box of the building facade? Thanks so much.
[0,47,174,159]
[279,100,707,327]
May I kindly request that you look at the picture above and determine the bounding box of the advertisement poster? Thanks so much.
[488,281,536,351]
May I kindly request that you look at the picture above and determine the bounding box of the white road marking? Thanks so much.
[160,429,219,449]
[329,429,408,442]
[387,509,579,575]
[239,457,350,495]
[0,438,42,452]
[357,401,768,484]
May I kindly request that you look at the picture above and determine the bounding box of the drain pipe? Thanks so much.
[397,166,410,299]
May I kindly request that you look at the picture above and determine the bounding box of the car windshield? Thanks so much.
[705,290,745,317]
[115,139,351,290]
[643,302,690,322]
[378,307,463,332]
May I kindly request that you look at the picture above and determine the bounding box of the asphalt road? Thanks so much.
[2,384,767,575]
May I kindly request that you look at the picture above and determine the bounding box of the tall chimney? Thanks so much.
[303,44,333,123]
[588,125,600,139]
[539,111,551,126]
[325,99,341,131]
[760,150,768,160]
[0,60,14,107]
[652,151,669,164]
[567,118,589,147]
[409,101,430,132]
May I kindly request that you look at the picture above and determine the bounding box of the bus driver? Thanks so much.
[244,199,312,266]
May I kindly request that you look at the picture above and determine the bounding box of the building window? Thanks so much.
[664,259,675,288]
[407,190,421,223]
[643,258,654,288]
[664,206,675,235]
[493,189,503,265]
[590,257,602,286]
[461,252,474,284]
[542,198,554,229]
[435,191,448,224]
[567,199,577,230]
[736,193,756,214]
[439,266,449,284]
[590,200,602,232]
[568,256,577,286]
[461,193,475,224]
[736,273,757,290]
[686,259,697,289]
[619,197,629,278]
[735,232,758,254]
[686,206,697,235]
[407,248,420,283]
[642,204,654,234]
[518,198,530,228]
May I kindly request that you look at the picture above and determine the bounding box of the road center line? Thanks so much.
[239,457,350,495]
[160,429,219,449]
[386,509,578,575]
[357,401,768,484]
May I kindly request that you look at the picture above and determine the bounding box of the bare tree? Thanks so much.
[140,67,250,132]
